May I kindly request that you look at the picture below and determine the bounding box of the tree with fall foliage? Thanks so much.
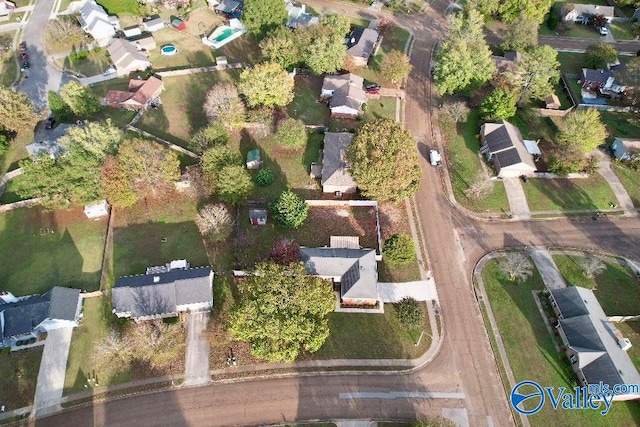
[117,138,180,197]
[237,62,294,108]
[0,86,36,133]
[380,50,412,87]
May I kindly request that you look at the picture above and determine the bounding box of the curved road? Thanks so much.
[38,1,640,426]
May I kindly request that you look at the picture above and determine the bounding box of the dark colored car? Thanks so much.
[20,53,28,61]
[22,61,29,69]
[45,117,55,130]
[19,41,26,52]
[365,84,381,90]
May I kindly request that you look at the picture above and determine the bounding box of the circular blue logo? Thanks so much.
[511,380,545,415]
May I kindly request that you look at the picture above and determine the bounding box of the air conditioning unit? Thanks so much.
[619,338,632,351]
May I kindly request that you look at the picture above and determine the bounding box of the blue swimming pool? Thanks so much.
[161,45,177,56]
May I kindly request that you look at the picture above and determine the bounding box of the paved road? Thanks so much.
[19,0,68,111]
[183,311,211,387]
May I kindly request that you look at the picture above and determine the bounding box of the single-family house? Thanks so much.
[285,1,318,28]
[611,137,640,161]
[107,38,152,75]
[142,14,164,32]
[105,76,165,110]
[249,209,267,225]
[0,0,15,18]
[480,121,537,178]
[581,68,626,96]
[77,0,120,47]
[491,51,522,74]
[212,0,243,18]
[321,73,367,119]
[346,27,379,67]
[112,260,214,322]
[0,287,82,349]
[300,246,380,307]
[246,149,261,169]
[26,123,73,159]
[84,200,110,219]
[549,286,640,401]
[561,4,614,23]
[321,132,357,195]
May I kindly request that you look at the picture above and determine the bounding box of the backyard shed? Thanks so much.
[249,209,267,225]
[171,17,186,31]
[246,149,262,169]
[143,15,164,32]
[84,200,110,219]
[545,94,561,110]
[123,25,142,38]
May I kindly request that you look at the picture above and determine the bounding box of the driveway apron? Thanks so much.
[503,177,531,220]
[183,311,210,387]
[529,248,567,290]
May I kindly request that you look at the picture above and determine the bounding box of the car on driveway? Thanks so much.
[45,117,55,130]
[22,61,30,69]
[19,41,26,52]
[365,84,381,95]
[599,27,609,36]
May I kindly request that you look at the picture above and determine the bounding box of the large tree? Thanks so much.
[237,62,294,107]
[58,119,122,161]
[433,10,496,95]
[203,83,246,130]
[216,165,254,204]
[260,26,301,70]
[507,45,560,101]
[620,57,640,105]
[60,81,101,118]
[380,50,413,87]
[271,189,308,228]
[480,88,517,120]
[229,261,335,362]
[502,14,539,52]
[0,86,36,133]
[557,109,607,153]
[201,145,242,188]
[100,156,137,208]
[276,117,307,148]
[499,0,554,24]
[189,122,230,154]
[117,138,180,196]
[584,43,618,69]
[300,24,348,75]
[243,0,288,40]
[347,119,421,202]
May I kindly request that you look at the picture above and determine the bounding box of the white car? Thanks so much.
[599,27,609,36]
[429,149,442,166]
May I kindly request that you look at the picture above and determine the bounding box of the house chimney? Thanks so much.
[153,276,160,283]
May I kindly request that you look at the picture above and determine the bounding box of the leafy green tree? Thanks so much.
[0,86,36,133]
[117,138,180,196]
[499,0,554,24]
[203,83,246,130]
[380,50,412,87]
[585,43,618,69]
[100,156,137,208]
[480,88,517,120]
[469,0,500,17]
[229,261,335,362]
[201,145,242,188]
[277,117,307,148]
[434,10,496,95]
[548,145,587,175]
[260,26,301,70]
[190,122,230,154]
[60,81,101,118]
[238,62,294,108]
[243,0,288,39]
[217,165,254,204]
[557,109,607,153]
[0,134,8,154]
[507,45,560,101]
[301,24,348,75]
[502,14,538,51]
[320,14,350,38]
[58,119,122,161]
[395,297,424,329]
[48,90,73,122]
[271,189,308,228]
[384,233,416,265]
[347,119,421,202]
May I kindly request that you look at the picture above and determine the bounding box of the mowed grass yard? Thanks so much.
[287,76,330,126]
[523,176,618,212]
[481,258,640,426]
[616,322,640,371]
[0,207,108,296]
[358,26,411,86]
[613,164,640,207]
[0,348,43,409]
[96,0,141,15]
[552,254,640,315]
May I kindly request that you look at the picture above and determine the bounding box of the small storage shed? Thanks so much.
[123,25,142,38]
[171,17,186,31]
[249,209,267,225]
[545,94,561,110]
[84,200,110,219]
[246,149,262,169]
[143,15,164,32]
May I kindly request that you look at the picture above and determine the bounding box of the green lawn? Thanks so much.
[0,32,17,87]
[601,112,640,139]
[359,26,411,85]
[441,111,510,213]
[287,76,330,126]
[616,322,640,371]
[0,207,108,296]
[111,194,209,282]
[539,18,601,40]
[303,302,430,359]
[0,348,43,409]
[523,176,618,212]
[0,176,28,204]
[61,49,111,77]
[364,97,397,122]
[610,22,637,40]
[96,0,141,15]
[613,163,640,207]
[0,129,35,176]
[481,258,640,426]
[557,52,586,75]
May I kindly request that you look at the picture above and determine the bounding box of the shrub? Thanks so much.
[271,189,308,228]
[276,117,307,148]
[217,165,254,204]
[254,168,274,186]
[384,233,416,265]
[395,297,424,329]
[0,134,8,154]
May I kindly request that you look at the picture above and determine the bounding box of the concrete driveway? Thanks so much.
[183,311,210,387]
[31,326,74,418]
[19,0,69,111]
[378,279,437,303]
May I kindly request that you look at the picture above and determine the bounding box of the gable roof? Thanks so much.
[106,76,163,107]
[108,39,151,71]
[322,73,366,110]
[481,120,537,172]
[143,15,163,27]
[112,266,213,318]
[346,28,379,60]
[0,287,80,340]
[286,1,318,27]
[582,68,613,84]
[300,247,378,300]
[78,0,116,37]
[321,132,357,188]
[216,0,240,13]
[570,4,615,18]
[491,52,521,73]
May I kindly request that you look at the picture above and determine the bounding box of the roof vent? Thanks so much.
[351,38,356,44]
[153,276,160,283]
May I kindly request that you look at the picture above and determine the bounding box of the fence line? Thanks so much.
[305,200,378,207]
[0,198,41,213]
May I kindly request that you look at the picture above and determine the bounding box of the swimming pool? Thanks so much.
[214,28,234,42]
[201,19,247,49]
[161,45,177,56]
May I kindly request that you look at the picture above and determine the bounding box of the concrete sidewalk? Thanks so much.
[596,152,638,217]
[183,311,211,387]
[528,248,567,290]
[503,177,531,220]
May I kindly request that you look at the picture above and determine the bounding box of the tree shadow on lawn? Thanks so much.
[526,178,602,212]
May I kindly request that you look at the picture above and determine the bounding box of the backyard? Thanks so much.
[59,48,111,77]
[481,258,640,426]
[0,348,43,410]
[287,76,330,126]
[522,176,618,212]
[0,31,17,87]
[0,207,108,296]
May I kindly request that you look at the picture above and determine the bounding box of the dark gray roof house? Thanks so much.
[549,286,640,400]
[112,262,213,321]
[300,247,379,304]
[480,121,537,178]
[346,27,379,66]
[0,287,81,348]
[321,132,357,194]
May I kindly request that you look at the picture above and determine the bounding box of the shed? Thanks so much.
[123,25,142,38]
[523,139,541,160]
[84,200,109,219]
[246,149,262,169]
[249,209,267,225]
[545,94,561,110]
[171,17,186,31]
[142,15,164,32]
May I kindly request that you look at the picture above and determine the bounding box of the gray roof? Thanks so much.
[482,121,537,173]
[144,15,163,26]
[612,138,640,159]
[322,74,366,111]
[300,247,378,300]
[216,0,240,12]
[571,4,615,18]
[0,287,80,339]
[112,267,213,318]
[346,28,378,60]
[249,209,267,219]
[582,68,613,84]
[321,132,356,188]
[551,286,640,390]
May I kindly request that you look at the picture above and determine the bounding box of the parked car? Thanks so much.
[19,41,26,52]
[429,149,442,166]
[45,117,55,130]
[365,84,381,90]
[599,27,608,36]
[20,53,28,61]
[22,61,30,69]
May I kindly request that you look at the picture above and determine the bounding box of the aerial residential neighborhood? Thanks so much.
[0,0,639,426]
